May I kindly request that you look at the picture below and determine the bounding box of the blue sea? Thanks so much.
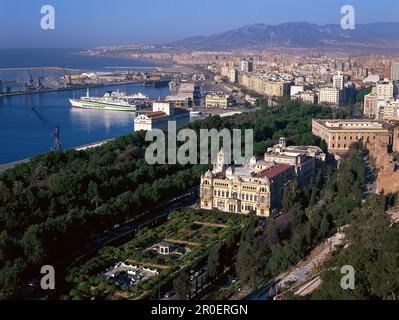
[0,49,169,164]
[0,48,162,77]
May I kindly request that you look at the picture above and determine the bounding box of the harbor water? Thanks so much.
[0,84,169,164]
[0,49,170,164]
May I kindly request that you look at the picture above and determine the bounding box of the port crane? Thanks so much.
[31,107,62,151]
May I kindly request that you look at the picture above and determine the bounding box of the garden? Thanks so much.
[63,208,246,300]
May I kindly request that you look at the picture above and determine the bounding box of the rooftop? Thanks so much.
[255,164,293,180]
[313,119,389,131]
[146,111,168,119]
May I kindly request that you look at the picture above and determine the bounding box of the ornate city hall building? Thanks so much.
[200,138,325,217]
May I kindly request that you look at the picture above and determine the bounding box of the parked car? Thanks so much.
[163,290,176,299]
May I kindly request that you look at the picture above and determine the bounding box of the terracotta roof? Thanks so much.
[256,164,293,179]
[146,111,167,119]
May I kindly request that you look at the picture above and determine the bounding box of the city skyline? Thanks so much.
[1,0,399,49]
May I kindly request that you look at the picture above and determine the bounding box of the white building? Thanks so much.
[241,59,254,73]
[318,87,343,107]
[376,79,394,100]
[134,100,190,132]
[205,92,234,108]
[363,74,380,84]
[382,99,399,121]
[290,85,304,97]
[229,69,238,83]
[391,63,399,81]
[292,90,318,104]
[333,71,344,90]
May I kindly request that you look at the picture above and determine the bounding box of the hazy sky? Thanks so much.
[1,0,399,48]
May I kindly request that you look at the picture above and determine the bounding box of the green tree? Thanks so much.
[206,244,221,280]
[173,271,191,300]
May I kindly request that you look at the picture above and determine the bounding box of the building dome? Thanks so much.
[204,170,213,178]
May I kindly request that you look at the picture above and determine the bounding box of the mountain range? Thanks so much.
[165,22,399,51]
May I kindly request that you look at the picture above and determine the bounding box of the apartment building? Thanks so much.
[265,80,284,97]
[376,79,394,100]
[292,90,318,104]
[205,92,234,108]
[333,71,344,90]
[229,68,238,83]
[382,100,399,121]
[241,58,254,73]
[290,85,305,97]
[364,92,378,118]
[318,87,343,107]
[391,63,399,81]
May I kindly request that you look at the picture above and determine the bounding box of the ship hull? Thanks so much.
[69,99,137,112]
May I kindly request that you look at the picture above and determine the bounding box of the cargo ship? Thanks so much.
[69,89,150,112]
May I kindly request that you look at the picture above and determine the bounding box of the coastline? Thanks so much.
[0,138,114,173]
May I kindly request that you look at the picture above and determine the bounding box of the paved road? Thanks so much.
[247,231,346,300]
[277,232,345,291]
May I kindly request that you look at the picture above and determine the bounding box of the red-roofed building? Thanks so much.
[200,141,324,217]
[256,164,294,180]
[200,162,295,217]
[134,101,190,131]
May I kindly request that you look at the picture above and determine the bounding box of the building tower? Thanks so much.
[391,63,399,81]
[333,71,344,90]
[213,148,227,174]
[279,137,287,149]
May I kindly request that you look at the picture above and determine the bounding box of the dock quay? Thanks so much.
[0,80,145,98]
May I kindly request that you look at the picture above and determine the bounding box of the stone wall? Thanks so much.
[393,127,399,153]
[367,127,399,194]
